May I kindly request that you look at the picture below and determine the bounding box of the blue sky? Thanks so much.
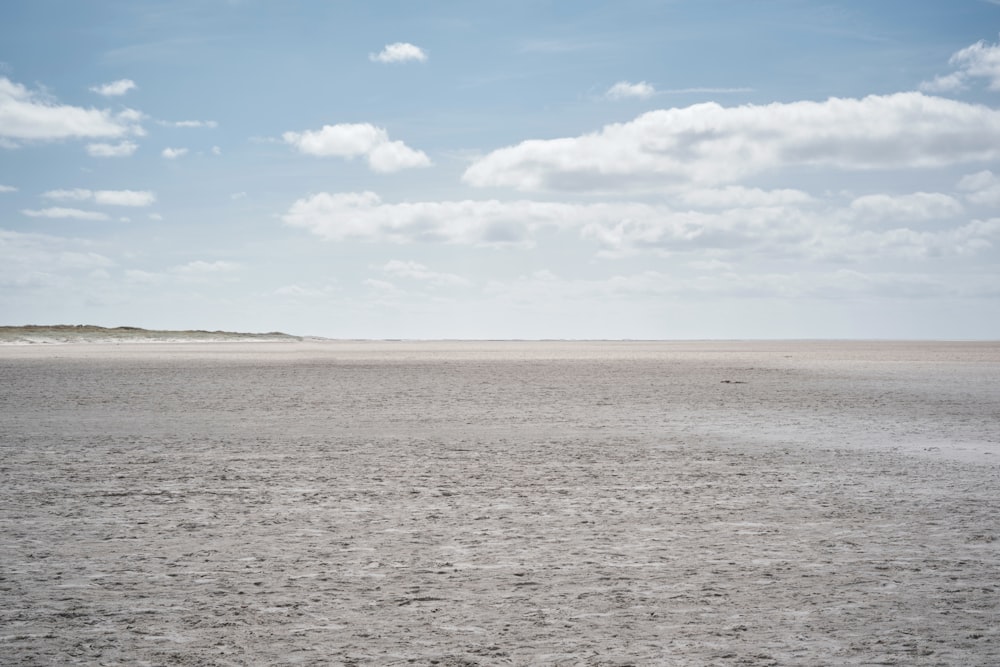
[2,1,999,339]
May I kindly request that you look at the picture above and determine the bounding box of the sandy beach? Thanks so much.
[1,340,998,665]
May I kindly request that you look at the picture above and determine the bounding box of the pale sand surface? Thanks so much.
[1,341,998,665]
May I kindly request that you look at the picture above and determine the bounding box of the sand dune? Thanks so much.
[0,325,301,345]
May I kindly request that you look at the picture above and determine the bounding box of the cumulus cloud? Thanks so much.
[463,93,1000,192]
[282,123,431,172]
[580,205,816,258]
[606,81,655,100]
[0,184,17,192]
[369,42,428,63]
[581,198,998,262]
[0,77,143,142]
[849,192,964,224]
[921,37,1000,92]
[676,186,814,209]
[117,107,145,126]
[282,191,655,245]
[43,188,156,207]
[86,141,138,157]
[90,79,137,96]
[281,182,997,268]
[161,147,188,159]
[22,207,110,221]
[828,219,1000,261]
[380,260,472,287]
[283,188,987,262]
[368,140,433,172]
[919,72,967,94]
[957,170,1000,206]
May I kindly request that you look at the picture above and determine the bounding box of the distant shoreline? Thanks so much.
[0,325,301,345]
[2,326,998,346]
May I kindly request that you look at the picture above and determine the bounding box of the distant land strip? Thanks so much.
[0,325,301,344]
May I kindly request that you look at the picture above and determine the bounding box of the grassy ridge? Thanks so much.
[0,325,300,344]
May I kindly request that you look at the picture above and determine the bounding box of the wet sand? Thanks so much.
[1,341,998,665]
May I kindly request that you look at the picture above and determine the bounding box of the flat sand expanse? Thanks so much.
[1,341,998,665]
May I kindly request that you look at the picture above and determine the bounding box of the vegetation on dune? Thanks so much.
[0,324,300,343]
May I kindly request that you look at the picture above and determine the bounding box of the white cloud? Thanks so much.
[849,192,964,224]
[0,184,17,192]
[677,186,813,209]
[117,108,145,126]
[164,119,218,128]
[919,72,966,93]
[86,140,138,157]
[211,145,221,155]
[22,207,110,221]
[0,77,143,141]
[606,81,655,100]
[581,199,998,262]
[283,186,996,267]
[94,190,156,207]
[169,260,241,283]
[281,190,832,257]
[162,147,188,159]
[284,123,383,156]
[368,140,433,173]
[580,205,814,258]
[282,191,649,245]
[380,260,472,287]
[148,213,163,221]
[41,188,91,201]
[957,169,1000,206]
[282,123,431,172]
[950,37,1000,90]
[369,42,428,64]
[231,191,247,200]
[43,188,156,207]
[463,93,1000,192]
[90,79,137,96]
[921,37,1000,92]
[829,219,1000,261]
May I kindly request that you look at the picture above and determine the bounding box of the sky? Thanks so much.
[1,0,999,339]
